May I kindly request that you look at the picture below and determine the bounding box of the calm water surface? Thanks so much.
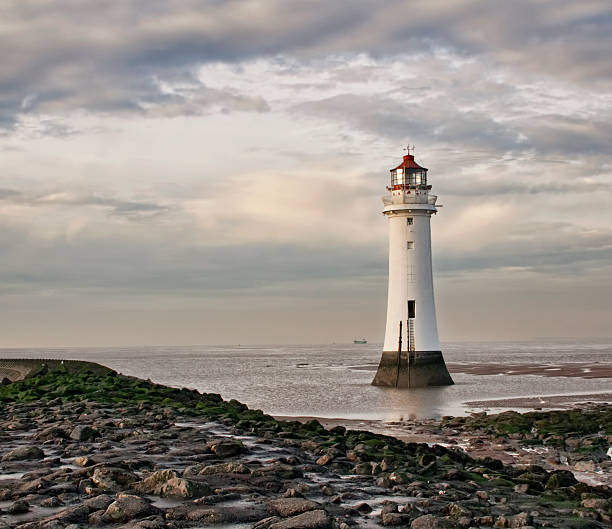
[1,340,610,419]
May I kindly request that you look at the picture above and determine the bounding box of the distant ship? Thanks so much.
[353,338,367,344]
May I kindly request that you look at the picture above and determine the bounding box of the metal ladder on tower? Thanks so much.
[408,319,415,355]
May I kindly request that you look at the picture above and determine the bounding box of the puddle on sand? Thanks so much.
[147,496,186,509]
[0,504,65,523]
[175,421,223,430]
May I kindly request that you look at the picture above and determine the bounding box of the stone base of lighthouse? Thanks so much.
[372,350,454,388]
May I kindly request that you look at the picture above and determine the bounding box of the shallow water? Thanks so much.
[1,339,610,419]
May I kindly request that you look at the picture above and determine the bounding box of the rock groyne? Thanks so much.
[0,359,113,383]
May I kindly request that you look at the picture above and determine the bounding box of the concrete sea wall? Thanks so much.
[0,359,113,382]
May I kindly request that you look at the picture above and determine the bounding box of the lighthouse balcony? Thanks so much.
[382,193,438,206]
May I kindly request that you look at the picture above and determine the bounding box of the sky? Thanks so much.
[1,0,611,347]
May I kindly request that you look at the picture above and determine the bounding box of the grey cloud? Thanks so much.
[1,1,611,133]
[0,189,169,219]
[293,94,524,153]
[25,118,78,138]
[0,188,22,199]
[0,222,385,295]
[293,88,612,158]
[441,179,611,197]
[142,86,270,117]
[436,222,612,276]
[1,209,609,300]
[520,115,612,156]
[110,202,168,217]
[0,99,21,131]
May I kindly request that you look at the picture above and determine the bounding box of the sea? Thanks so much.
[1,340,611,420]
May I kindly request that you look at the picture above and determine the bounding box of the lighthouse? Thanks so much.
[372,148,453,388]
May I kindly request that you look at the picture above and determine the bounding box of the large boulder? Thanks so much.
[17,477,49,494]
[40,496,64,508]
[252,462,303,480]
[41,505,90,525]
[135,469,211,498]
[34,426,69,441]
[70,425,100,441]
[159,477,210,498]
[268,510,331,529]
[383,512,412,526]
[83,493,115,512]
[7,500,30,514]
[269,498,321,517]
[207,438,246,458]
[103,494,158,523]
[92,466,139,491]
[135,469,180,491]
[410,515,453,529]
[1,445,44,461]
[197,462,251,475]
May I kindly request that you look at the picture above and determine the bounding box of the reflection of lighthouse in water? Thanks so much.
[372,147,453,388]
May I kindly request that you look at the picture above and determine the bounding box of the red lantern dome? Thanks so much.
[390,150,428,190]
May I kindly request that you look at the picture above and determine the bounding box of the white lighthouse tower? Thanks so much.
[372,147,453,388]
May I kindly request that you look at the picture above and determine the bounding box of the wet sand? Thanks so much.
[464,392,612,409]
[357,361,612,379]
[446,362,612,379]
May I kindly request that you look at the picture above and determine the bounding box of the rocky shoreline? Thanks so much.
[0,361,610,529]
[286,405,612,490]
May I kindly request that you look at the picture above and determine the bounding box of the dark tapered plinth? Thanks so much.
[372,350,454,388]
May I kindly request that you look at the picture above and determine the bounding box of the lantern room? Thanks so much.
[390,152,428,189]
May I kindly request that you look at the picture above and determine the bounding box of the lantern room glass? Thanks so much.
[391,169,427,187]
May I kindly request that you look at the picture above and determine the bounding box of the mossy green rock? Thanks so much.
[1,445,44,461]
[545,470,579,490]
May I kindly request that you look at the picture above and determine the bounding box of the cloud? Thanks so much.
[141,84,270,117]
[1,1,611,133]
[0,188,169,219]
[436,219,612,275]
[0,218,384,296]
[0,1,611,344]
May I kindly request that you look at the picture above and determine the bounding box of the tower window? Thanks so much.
[407,241,414,249]
[407,217,413,225]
